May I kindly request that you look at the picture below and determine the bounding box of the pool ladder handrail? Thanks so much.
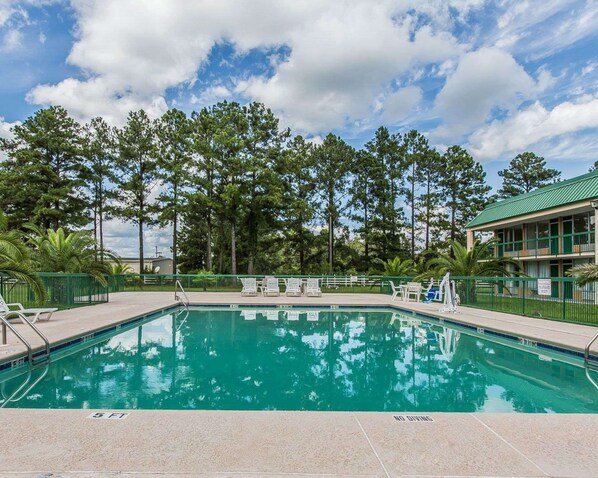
[175,279,189,308]
[584,331,598,370]
[0,362,49,408]
[0,312,51,365]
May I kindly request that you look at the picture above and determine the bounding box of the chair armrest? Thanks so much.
[7,303,25,310]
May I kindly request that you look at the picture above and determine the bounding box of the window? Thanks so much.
[574,213,591,245]
[537,221,549,249]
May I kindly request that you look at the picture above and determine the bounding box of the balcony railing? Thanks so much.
[496,231,595,259]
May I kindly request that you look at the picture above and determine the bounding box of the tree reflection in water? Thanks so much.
[1,308,597,412]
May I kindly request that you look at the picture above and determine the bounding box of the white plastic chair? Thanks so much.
[305,278,322,297]
[266,310,279,321]
[307,311,319,321]
[404,282,423,302]
[240,278,258,296]
[241,310,257,320]
[286,310,300,321]
[388,281,403,301]
[285,278,302,297]
[263,277,280,297]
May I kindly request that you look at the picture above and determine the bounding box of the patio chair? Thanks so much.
[263,277,280,297]
[240,277,258,297]
[0,294,57,324]
[307,311,319,321]
[404,282,423,302]
[305,278,322,297]
[285,278,302,297]
[387,281,403,301]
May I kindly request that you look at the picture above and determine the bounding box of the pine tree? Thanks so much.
[497,152,561,198]
[0,106,87,229]
[156,109,193,275]
[363,127,404,261]
[313,134,354,274]
[439,146,491,244]
[280,135,316,274]
[82,117,117,259]
[114,110,159,274]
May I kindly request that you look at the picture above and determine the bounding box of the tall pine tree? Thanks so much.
[497,152,560,198]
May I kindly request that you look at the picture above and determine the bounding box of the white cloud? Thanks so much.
[381,86,423,124]
[190,85,232,106]
[0,116,18,161]
[467,96,598,161]
[26,0,461,129]
[432,47,535,139]
[2,27,22,50]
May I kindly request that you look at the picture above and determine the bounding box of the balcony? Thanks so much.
[495,231,595,259]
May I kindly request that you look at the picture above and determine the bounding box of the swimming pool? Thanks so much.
[1,307,596,412]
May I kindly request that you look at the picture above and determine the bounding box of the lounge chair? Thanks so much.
[286,310,300,321]
[263,277,280,297]
[305,278,322,297]
[240,278,258,296]
[0,295,57,324]
[307,311,319,321]
[404,282,423,302]
[285,278,302,297]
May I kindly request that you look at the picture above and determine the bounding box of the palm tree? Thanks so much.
[27,226,114,286]
[0,212,45,301]
[111,258,134,275]
[380,256,417,277]
[422,239,521,278]
[420,239,522,305]
[566,263,598,286]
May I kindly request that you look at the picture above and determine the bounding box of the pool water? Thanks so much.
[1,307,597,412]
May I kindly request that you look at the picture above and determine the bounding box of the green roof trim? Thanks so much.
[467,169,598,229]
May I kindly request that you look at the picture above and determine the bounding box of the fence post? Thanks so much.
[562,280,567,322]
[522,280,526,316]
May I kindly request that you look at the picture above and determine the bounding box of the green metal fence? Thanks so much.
[382,276,598,326]
[0,273,109,310]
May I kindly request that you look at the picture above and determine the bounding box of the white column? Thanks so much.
[466,230,475,251]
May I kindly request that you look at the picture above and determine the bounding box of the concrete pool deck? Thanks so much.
[1,291,597,477]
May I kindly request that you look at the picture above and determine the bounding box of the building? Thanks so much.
[466,169,598,300]
[118,256,174,275]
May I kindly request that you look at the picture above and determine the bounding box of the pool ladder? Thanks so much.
[0,312,51,366]
[585,332,598,370]
[175,280,190,308]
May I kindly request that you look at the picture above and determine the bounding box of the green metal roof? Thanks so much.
[467,169,598,229]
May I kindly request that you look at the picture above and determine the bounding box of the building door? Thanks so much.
[550,261,559,299]
[562,216,573,254]
[562,260,573,299]
[550,220,559,255]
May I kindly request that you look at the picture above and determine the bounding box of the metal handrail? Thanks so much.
[584,332,598,368]
[0,312,50,364]
[175,279,189,308]
[1,363,49,407]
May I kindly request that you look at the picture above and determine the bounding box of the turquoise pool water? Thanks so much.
[1,307,596,412]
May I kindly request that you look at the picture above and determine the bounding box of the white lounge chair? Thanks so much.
[305,278,322,297]
[285,278,302,297]
[240,277,258,296]
[286,310,300,321]
[265,310,279,321]
[307,311,319,321]
[263,277,280,297]
[0,295,57,324]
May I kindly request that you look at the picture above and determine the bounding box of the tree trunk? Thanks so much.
[411,163,415,258]
[172,212,178,275]
[206,214,212,271]
[139,218,144,274]
[425,179,430,251]
[231,221,237,274]
[364,198,369,268]
[328,189,334,274]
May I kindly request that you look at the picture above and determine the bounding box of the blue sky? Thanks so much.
[1,0,597,255]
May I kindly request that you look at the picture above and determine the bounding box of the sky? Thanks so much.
[1,0,597,257]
